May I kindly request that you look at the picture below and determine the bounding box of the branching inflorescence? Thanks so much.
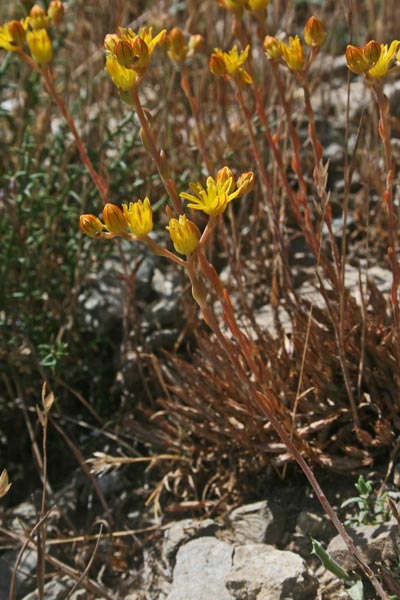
[2,3,400,598]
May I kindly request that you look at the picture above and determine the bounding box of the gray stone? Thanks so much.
[225,544,318,600]
[145,328,180,351]
[296,510,335,541]
[151,268,181,297]
[167,537,234,600]
[229,500,286,545]
[147,297,182,327]
[163,518,219,565]
[135,254,156,300]
[327,518,400,572]
[20,576,85,599]
[0,549,37,600]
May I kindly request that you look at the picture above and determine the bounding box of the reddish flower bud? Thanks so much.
[304,17,326,48]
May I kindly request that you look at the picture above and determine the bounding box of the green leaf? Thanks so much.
[311,538,351,581]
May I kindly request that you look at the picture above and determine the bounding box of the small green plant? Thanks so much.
[341,475,391,526]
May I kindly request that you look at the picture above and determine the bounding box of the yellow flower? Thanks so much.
[246,0,270,10]
[27,28,52,64]
[103,203,128,234]
[122,197,153,236]
[368,40,400,78]
[118,26,166,57]
[281,36,305,71]
[104,26,165,86]
[180,173,241,216]
[79,214,104,238]
[210,45,252,85]
[263,35,283,60]
[29,5,50,31]
[304,16,326,48]
[0,20,27,52]
[105,54,137,91]
[167,215,200,255]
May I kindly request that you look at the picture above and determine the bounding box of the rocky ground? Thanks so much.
[1,469,399,599]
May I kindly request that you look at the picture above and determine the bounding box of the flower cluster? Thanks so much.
[0,2,64,64]
[166,27,203,64]
[80,198,153,238]
[209,45,252,85]
[104,26,166,91]
[80,168,255,257]
[346,40,400,79]
[181,167,255,216]
[263,17,325,72]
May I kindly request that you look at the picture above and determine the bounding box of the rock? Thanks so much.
[146,297,182,328]
[162,518,219,566]
[327,518,400,571]
[145,328,180,351]
[20,576,85,599]
[297,510,335,541]
[167,537,234,600]
[77,258,124,335]
[0,550,37,600]
[151,267,181,297]
[225,544,318,600]
[228,500,287,546]
[134,254,156,300]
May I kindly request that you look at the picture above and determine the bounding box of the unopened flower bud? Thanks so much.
[345,44,370,74]
[103,203,128,234]
[216,166,235,194]
[304,16,325,48]
[237,171,255,195]
[188,34,203,54]
[167,214,200,255]
[263,35,282,60]
[130,36,149,71]
[363,40,381,67]
[48,0,65,24]
[167,27,187,63]
[115,39,138,68]
[29,5,49,30]
[79,214,103,238]
[209,53,227,77]
[216,166,234,184]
